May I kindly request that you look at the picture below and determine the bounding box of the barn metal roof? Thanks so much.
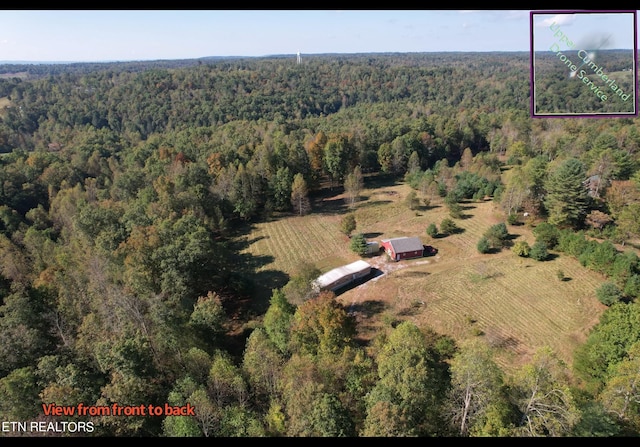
[382,237,423,253]
[315,260,371,289]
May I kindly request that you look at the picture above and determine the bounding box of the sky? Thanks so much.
[0,9,637,63]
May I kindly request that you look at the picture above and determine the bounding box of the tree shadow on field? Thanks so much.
[364,172,400,189]
[354,199,393,210]
[348,299,387,318]
[248,269,291,313]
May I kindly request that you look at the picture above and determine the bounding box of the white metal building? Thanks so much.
[313,260,372,292]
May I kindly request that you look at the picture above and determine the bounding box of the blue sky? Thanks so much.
[0,10,637,62]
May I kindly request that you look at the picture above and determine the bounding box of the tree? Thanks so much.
[282,261,322,306]
[0,366,40,420]
[529,241,549,261]
[340,213,356,237]
[263,288,296,355]
[533,222,560,249]
[509,346,581,436]
[445,339,506,436]
[163,379,210,437]
[599,341,640,431]
[407,150,421,175]
[207,351,249,409]
[270,166,293,211]
[349,233,368,256]
[573,302,640,394]
[286,384,355,436]
[585,210,613,232]
[544,158,590,229]
[290,173,311,216]
[482,222,510,251]
[189,291,226,344]
[362,321,451,436]
[289,291,356,357]
[596,282,624,306]
[447,200,464,219]
[405,190,420,210]
[426,222,438,238]
[344,165,364,207]
[617,203,640,244]
[605,180,640,219]
[241,328,285,405]
[440,218,459,236]
[324,137,351,188]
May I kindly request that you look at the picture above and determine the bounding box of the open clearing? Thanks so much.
[240,178,607,374]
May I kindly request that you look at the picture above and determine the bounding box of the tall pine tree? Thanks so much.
[544,158,589,229]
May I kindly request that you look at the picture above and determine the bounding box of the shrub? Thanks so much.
[507,213,519,225]
[624,274,640,300]
[483,222,509,250]
[440,218,458,236]
[529,241,549,261]
[533,222,560,249]
[426,223,438,238]
[596,282,623,306]
[477,237,491,254]
[511,240,531,257]
[446,201,463,219]
[405,191,420,210]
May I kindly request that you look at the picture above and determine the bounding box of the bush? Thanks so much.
[440,218,458,236]
[426,223,438,238]
[483,222,509,250]
[624,274,640,300]
[596,282,623,306]
[405,191,420,210]
[533,222,560,249]
[477,237,491,254]
[447,202,463,219]
[529,241,549,261]
[511,240,531,257]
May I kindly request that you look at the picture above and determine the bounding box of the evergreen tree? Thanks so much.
[341,213,357,237]
[350,233,368,256]
[544,158,590,229]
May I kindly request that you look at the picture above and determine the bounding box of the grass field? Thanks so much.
[239,176,607,374]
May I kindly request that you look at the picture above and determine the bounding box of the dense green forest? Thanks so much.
[533,50,636,115]
[1,52,640,437]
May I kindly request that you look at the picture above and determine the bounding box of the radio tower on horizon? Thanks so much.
[297,50,301,65]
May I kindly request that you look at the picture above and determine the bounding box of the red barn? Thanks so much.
[380,237,424,261]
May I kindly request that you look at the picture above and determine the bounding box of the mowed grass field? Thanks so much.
[239,177,607,374]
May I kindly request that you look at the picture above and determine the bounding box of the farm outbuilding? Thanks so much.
[380,237,424,261]
[313,260,372,292]
[365,241,380,255]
